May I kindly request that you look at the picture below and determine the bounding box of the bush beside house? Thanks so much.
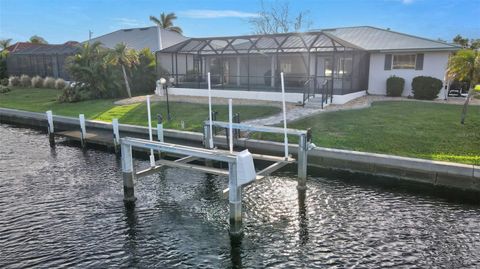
[412,76,443,100]
[386,76,404,97]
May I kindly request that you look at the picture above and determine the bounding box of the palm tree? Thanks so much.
[0,39,12,50]
[107,43,138,98]
[29,35,48,44]
[447,49,480,124]
[149,12,183,34]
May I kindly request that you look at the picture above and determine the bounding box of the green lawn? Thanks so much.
[256,101,480,165]
[0,87,281,132]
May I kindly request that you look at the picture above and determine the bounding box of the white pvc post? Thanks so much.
[228,99,233,153]
[46,110,55,146]
[207,72,214,149]
[79,114,86,148]
[112,118,120,144]
[46,110,54,133]
[157,123,164,142]
[280,72,289,159]
[146,95,155,167]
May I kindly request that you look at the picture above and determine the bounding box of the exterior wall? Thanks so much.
[368,51,450,98]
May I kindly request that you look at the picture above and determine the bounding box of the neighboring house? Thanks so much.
[87,26,188,51]
[156,26,459,104]
[6,42,80,80]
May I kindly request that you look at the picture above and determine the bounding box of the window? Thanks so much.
[392,54,416,69]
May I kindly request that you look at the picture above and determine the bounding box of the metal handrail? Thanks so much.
[302,77,314,106]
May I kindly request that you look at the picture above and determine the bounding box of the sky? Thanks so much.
[0,0,478,44]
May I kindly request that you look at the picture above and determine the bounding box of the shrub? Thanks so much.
[55,78,67,90]
[43,77,56,88]
[0,85,11,93]
[0,78,8,86]
[412,76,443,100]
[20,75,31,87]
[130,48,157,96]
[58,84,94,103]
[9,76,20,86]
[31,76,44,88]
[386,76,404,97]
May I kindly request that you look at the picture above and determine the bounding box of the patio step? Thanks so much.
[304,96,331,109]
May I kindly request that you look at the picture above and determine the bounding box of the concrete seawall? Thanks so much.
[1,107,478,192]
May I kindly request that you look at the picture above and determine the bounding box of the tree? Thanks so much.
[0,39,12,50]
[249,0,312,34]
[447,49,480,124]
[107,43,138,98]
[453,34,469,48]
[149,12,183,34]
[29,35,48,44]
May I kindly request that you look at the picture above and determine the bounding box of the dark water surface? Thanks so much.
[1,124,479,268]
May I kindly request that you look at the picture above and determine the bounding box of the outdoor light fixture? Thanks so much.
[160,77,172,121]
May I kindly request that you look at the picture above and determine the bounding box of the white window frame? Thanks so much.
[392,54,416,70]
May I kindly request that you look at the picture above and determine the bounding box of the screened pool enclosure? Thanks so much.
[157,31,369,103]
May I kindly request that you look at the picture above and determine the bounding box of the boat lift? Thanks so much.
[120,72,313,235]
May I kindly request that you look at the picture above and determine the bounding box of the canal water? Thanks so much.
[1,124,479,268]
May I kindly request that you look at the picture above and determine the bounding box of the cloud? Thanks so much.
[179,9,259,19]
[113,18,141,27]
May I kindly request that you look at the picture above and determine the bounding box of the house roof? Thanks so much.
[322,26,460,52]
[5,42,40,53]
[86,26,188,51]
[160,26,460,55]
[10,43,80,55]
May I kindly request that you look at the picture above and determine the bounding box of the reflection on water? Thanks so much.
[0,124,479,268]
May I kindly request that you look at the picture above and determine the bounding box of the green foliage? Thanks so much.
[0,39,12,50]
[20,75,31,87]
[43,77,56,88]
[130,48,156,95]
[29,35,48,44]
[447,49,479,85]
[58,84,94,103]
[150,12,183,34]
[55,78,67,90]
[1,78,8,86]
[386,76,405,97]
[31,76,44,88]
[66,42,123,99]
[9,76,20,86]
[0,50,8,79]
[0,85,11,93]
[411,76,442,100]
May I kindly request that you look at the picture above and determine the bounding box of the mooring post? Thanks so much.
[46,110,55,147]
[79,114,86,148]
[228,161,242,235]
[157,114,164,159]
[121,142,136,203]
[112,118,120,154]
[297,133,308,190]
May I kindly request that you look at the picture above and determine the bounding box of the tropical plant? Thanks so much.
[149,12,183,34]
[66,42,122,99]
[29,35,48,44]
[106,43,138,98]
[0,50,8,79]
[130,48,156,95]
[0,38,12,50]
[0,78,8,86]
[447,49,480,124]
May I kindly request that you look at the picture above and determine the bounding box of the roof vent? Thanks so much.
[123,29,133,32]
[139,27,149,31]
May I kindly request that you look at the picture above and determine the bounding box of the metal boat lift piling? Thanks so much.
[120,121,311,235]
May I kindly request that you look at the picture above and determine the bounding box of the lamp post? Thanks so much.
[159,77,174,121]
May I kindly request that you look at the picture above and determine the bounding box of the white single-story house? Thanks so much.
[87,26,188,51]
[155,26,460,104]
